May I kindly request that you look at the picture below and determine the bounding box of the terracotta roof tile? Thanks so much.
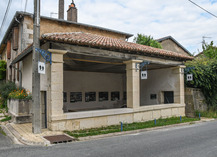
[42,32,193,61]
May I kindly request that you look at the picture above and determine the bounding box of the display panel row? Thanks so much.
[63,91,126,103]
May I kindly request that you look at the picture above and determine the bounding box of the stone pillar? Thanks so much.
[179,65,185,105]
[48,49,67,117]
[173,65,185,105]
[124,60,143,108]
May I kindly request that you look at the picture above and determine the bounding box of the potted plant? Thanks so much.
[8,89,32,124]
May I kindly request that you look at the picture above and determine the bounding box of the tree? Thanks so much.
[185,41,217,109]
[202,41,217,59]
[133,34,162,49]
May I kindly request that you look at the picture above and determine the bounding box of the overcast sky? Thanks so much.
[0,0,217,55]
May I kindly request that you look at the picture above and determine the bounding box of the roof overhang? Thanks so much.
[0,11,133,55]
[11,45,32,65]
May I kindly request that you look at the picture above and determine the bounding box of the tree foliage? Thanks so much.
[133,34,162,49]
[202,41,217,59]
[0,60,6,80]
[185,41,217,109]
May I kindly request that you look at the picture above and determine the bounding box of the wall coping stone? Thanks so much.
[51,103,185,121]
[48,49,67,55]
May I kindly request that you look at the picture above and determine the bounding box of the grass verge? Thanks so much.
[0,116,11,122]
[0,127,6,136]
[64,117,199,138]
[196,110,217,118]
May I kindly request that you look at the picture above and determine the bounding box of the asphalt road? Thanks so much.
[0,126,13,148]
[1,120,217,157]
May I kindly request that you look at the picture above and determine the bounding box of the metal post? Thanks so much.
[154,119,156,125]
[199,113,201,120]
[121,122,123,131]
[32,0,41,134]
[180,116,182,122]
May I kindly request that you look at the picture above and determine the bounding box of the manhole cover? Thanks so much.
[44,135,74,144]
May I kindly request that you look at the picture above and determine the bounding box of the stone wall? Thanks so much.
[24,16,127,41]
[185,87,207,117]
[8,99,32,124]
[50,104,185,131]
[140,67,183,105]
[63,71,126,111]
[160,39,189,56]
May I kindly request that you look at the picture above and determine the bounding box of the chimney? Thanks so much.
[59,0,64,19]
[67,0,77,22]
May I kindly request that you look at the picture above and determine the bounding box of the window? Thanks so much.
[99,92,108,101]
[70,92,82,103]
[111,92,120,101]
[164,91,174,104]
[150,94,157,100]
[85,92,96,102]
[63,92,67,102]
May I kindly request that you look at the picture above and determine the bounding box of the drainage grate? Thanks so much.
[44,135,74,144]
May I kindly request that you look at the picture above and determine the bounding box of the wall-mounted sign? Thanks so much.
[141,71,147,80]
[187,74,193,81]
[38,62,45,74]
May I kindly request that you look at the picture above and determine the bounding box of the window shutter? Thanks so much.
[7,40,11,59]
[12,27,19,50]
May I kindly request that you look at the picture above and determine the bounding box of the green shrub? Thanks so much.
[185,41,217,109]
[0,82,17,107]
[0,60,6,80]
[0,116,11,122]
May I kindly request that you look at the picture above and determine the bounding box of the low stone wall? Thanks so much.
[185,87,207,117]
[49,104,185,131]
[8,99,32,124]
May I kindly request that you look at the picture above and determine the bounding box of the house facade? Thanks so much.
[156,36,192,56]
[0,1,193,131]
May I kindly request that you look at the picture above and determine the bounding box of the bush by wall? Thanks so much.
[0,60,6,80]
[0,82,17,108]
[185,41,217,109]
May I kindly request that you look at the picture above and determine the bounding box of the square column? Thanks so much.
[173,65,186,105]
[48,49,67,117]
[124,60,143,108]
[179,65,186,105]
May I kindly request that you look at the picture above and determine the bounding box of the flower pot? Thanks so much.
[8,99,32,124]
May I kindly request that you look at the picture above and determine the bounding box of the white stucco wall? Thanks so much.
[22,53,32,92]
[63,71,126,111]
[140,67,179,106]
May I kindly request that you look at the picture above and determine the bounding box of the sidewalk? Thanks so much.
[1,123,65,146]
[0,117,215,146]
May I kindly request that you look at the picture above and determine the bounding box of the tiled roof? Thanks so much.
[42,32,193,60]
